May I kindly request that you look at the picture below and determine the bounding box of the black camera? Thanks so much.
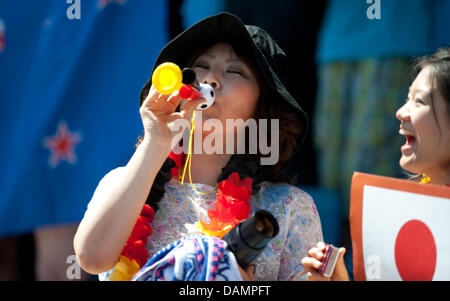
[222,210,279,269]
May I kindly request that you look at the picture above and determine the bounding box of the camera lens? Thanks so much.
[222,210,279,268]
[239,210,279,249]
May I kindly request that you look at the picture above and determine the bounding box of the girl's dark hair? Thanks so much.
[138,42,304,212]
[411,47,450,121]
[408,47,450,182]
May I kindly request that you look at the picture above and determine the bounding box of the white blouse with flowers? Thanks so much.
[88,167,323,281]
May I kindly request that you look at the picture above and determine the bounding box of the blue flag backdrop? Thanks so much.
[0,0,168,237]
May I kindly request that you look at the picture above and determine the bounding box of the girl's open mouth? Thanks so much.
[401,134,416,153]
[406,134,416,144]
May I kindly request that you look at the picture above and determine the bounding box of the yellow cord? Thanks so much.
[180,110,217,195]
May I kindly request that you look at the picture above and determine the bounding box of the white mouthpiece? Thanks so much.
[196,83,215,110]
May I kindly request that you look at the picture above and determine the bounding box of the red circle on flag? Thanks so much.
[394,220,437,281]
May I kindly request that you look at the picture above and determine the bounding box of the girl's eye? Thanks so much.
[415,98,425,105]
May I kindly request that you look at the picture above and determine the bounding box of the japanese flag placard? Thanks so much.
[350,172,450,281]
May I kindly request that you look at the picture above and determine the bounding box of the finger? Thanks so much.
[301,256,323,271]
[307,247,324,260]
[166,112,184,124]
[336,247,347,268]
[316,241,327,250]
[144,91,179,115]
[167,90,182,110]
[247,263,255,274]
[245,264,255,281]
[142,86,160,107]
[179,98,206,120]
[339,247,346,258]
[331,248,350,281]
[297,271,308,278]
[238,265,254,281]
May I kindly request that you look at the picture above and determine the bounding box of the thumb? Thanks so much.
[180,98,206,120]
[336,247,347,267]
[332,247,350,281]
[338,247,346,258]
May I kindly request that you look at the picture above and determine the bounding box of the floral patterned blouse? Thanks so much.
[89,167,323,281]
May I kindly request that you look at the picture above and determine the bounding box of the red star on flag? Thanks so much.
[97,0,127,9]
[0,19,5,52]
[43,121,82,168]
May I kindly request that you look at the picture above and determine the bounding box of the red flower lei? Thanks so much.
[197,172,252,237]
[121,204,154,267]
[169,150,253,236]
[109,204,154,281]
[109,151,252,280]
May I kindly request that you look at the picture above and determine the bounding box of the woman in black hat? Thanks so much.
[74,13,323,281]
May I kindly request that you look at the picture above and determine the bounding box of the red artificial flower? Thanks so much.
[199,173,253,236]
[168,151,185,177]
[122,239,149,267]
[216,191,251,221]
[129,216,152,240]
[168,151,183,167]
[120,204,153,268]
[141,204,155,222]
[218,173,252,201]
[207,200,235,226]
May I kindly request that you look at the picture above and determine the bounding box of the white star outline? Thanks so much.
[43,121,82,168]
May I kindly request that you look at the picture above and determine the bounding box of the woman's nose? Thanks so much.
[202,70,220,90]
[205,81,218,89]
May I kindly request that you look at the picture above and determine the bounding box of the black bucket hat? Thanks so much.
[139,12,308,149]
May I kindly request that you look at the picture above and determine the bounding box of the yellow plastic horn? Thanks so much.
[151,62,183,95]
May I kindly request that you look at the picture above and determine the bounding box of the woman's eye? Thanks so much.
[193,64,209,70]
[227,70,244,76]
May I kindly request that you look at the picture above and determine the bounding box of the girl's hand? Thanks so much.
[139,86,205,149]
[301,241,350,281]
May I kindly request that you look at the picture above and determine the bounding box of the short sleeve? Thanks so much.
[277,187,324,281]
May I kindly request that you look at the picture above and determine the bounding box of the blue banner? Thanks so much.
[0,0,168,237]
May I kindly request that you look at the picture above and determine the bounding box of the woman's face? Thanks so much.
[189,43,260,136]
[395,66,450,175]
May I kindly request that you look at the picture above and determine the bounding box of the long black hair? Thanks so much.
[411,48,450,125]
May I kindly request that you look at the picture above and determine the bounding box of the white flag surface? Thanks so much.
[350,172,450,281]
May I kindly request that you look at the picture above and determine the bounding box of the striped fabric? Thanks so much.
[313,58,413,216]
[131,234,242,281]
